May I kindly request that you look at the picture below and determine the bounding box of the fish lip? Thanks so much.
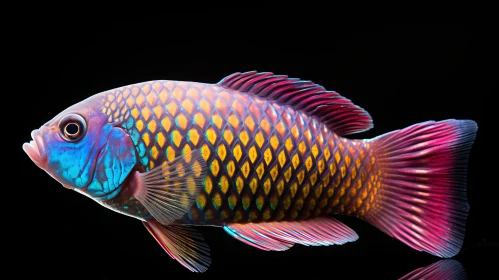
[23,129,48,169]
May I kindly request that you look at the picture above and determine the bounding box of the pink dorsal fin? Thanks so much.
[223,217,358,251]
[218,71,373,136]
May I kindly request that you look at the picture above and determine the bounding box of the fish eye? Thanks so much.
[58,114,87,142]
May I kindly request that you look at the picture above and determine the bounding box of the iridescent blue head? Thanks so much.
[23,94,137,200]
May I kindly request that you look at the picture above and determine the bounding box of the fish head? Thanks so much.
[23,94,137,200]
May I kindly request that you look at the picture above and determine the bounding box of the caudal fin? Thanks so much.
[364,119,477,258]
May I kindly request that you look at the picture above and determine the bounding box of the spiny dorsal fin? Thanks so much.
[218,71,373,136]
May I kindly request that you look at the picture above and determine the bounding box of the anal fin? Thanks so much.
[224,217,358,251]
[144,220,211,273]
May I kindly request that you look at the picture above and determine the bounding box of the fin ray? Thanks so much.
[218,71,373,135]
[366,120,477,258]
[224,217,358,251]
[133,149,207,226]
[144,220,211,273]
[398,260,467,280]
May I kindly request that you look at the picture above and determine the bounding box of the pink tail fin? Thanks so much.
[365,119,477,258]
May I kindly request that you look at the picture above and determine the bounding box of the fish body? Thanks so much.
[23,71,478,272]
[97,79,374,225]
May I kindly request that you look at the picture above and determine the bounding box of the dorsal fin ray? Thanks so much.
[218,71,373,136]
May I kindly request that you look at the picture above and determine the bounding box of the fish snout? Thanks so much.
[23,129,48,169]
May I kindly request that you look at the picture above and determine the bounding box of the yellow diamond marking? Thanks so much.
[167,146,175,162]
[152,105,163,119]
[224,130,234,145]
[297,170,305,184]
[248,146,258,163]
[244,116,255,132]
[227,160,235,177]
[270,135,279,151]
[233,145,242,162]
[302,184,310,198]
[292,154,300,169]
[299,141,306,155]
[136,119,144,132]
[194,112,205,129]
[228,113,240,128]
[277,180,285,196]
[290,183,297,197]
[285,138,293,152]
[212,114,223,130]
[136,94,145,107]
[236,177,244,194]
[284,167,292,182]
[131,108,140,119]
[218,144,227,161]
[239,130,249,147]
[147,119,157,133]
[291,125,299,139]
[142,132,150,146]
[146,93,156,107]
[264,148,272,165]
[211,159,220,176]
[171,130,182,147]
[204,177,212,194]
[270,165,279,181]
[263,179,271,195]
[311,144,319,158]
[161,117,172,132]
[318,159,325,174]
[305,156,313,171]
[256,162,265,179]
[182,99,194,114]
[324,148,330,161]
[167,101,178,116]
[189,129,200,145]
[255,131,264,148]
[249,178,258,194]
[242,161,251,179]
[335,151,341,163]
[278,151,286,167]
[151,146,158,160]
[159,89,168,104]
[176,114,188,130]
[206,128,217,145]
[220,176,229,194]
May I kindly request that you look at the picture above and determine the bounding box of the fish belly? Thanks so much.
[98,80,380,225]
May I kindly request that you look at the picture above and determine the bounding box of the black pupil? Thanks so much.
[66,123,79,135]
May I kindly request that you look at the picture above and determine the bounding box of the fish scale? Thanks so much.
[24,70,478,272]
[98,80,378,225]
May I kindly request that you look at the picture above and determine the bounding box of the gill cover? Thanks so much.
[85,125,137,200]
[44,111,137,200]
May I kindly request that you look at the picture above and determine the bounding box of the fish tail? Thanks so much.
[363,119,478,258]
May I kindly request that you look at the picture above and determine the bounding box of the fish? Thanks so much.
[23,71,478,273]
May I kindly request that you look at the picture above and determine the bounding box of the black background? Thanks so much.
[12,22,494,279]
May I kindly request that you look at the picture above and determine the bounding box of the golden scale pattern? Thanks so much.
[98,81,382,224]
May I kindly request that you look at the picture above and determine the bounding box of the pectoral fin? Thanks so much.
[132,149,207,226]
[144,220,211,273]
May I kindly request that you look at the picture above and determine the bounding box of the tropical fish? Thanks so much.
[23,71,478,272]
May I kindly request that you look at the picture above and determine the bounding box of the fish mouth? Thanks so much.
[23,129,48,169]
